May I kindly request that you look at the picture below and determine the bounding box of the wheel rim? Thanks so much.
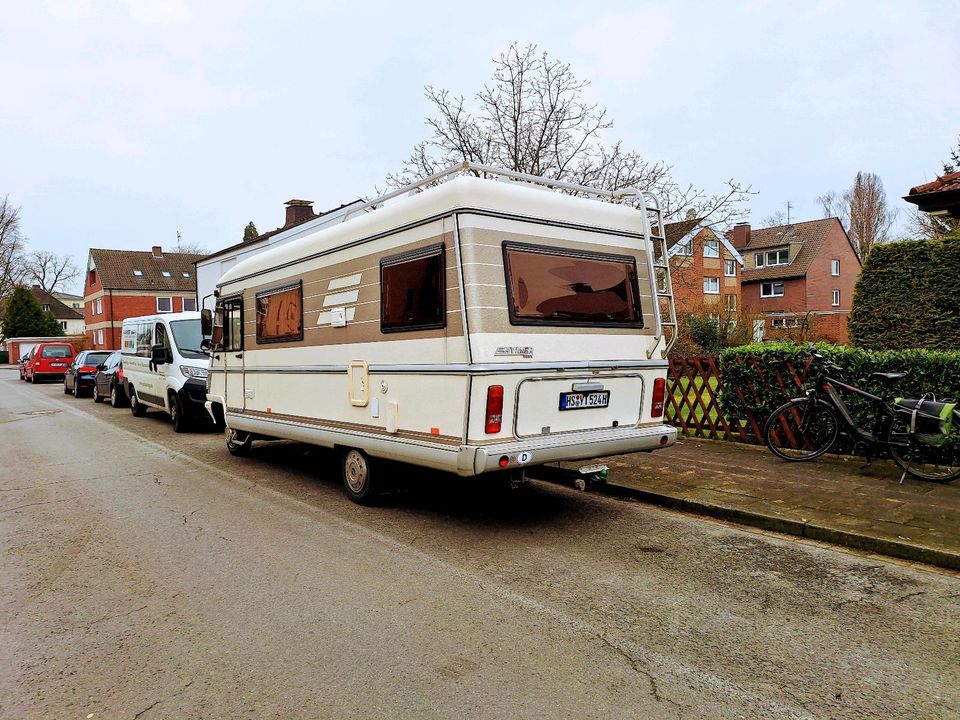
[766,400,838,460]
[344,450,369,494]
[93,386,98,401]
[891,442,960,482]
[111,387,117,405]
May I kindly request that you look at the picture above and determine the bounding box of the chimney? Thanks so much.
[284,199,315,227]
[152,246,163,258]
[732,223,751,249]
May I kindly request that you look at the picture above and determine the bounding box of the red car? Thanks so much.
[23,342,76,384]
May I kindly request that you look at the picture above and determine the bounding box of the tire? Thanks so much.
[110,384,125,408]
[129,387,147,417]
[764,398,839,461]
[889,440,960,483]
[30,372,36,384]
[226,430,252,456]
[341,448,380,505]
[169,393,190,433]
[64,379,72,395]
[93,384,104,403]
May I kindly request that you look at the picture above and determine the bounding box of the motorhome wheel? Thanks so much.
[342,448,379,505]
[226,430,252,456]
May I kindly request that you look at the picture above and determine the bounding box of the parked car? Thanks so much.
[64,350,114,397]
[18,353,30,381]
[92,351,128,407]
[23,342,76,383]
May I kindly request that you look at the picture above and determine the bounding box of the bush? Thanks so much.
[718,342,960,455]
[850,234,960,350]
[0,350,8,364]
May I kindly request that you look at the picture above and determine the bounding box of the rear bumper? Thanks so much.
[33,371,68,380]
[461,424,676,475]
[76,374,97,387]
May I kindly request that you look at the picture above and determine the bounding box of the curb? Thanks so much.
[545,478,960,571]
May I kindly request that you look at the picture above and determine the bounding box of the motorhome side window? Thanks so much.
[503,242,644,327]
[380,244,445,333]
[256,282,303,343]
[217,298,243,352]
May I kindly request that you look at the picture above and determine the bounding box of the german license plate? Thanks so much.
[559,390,610,411]
[51,362,67,367]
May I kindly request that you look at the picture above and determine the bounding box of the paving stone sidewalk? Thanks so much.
[550,438,960,570]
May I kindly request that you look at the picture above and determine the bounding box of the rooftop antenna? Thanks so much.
[786,201,793,225]
[176,229,182,250]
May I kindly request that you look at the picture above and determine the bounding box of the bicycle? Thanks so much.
[763,349,960,483]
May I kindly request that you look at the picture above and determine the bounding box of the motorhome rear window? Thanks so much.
[380,244,445,333]
[256,282,303,343]
[503,242,644,327]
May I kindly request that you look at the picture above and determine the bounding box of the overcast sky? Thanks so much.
[2,0,957,294]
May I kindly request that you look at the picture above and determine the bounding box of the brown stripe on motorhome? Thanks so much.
[238,232,465,349]
[458,226,657,335]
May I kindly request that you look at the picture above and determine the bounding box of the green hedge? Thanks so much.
[718,342,960,454]
[0,350,8,364]
[849,234,960,350]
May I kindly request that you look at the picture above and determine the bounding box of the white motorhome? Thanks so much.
[120,312,211,432]
[206,163,679,503]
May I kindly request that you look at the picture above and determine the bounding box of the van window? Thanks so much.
[170,319,206,357]
[136,322,153,357]
[256,282,303,343]
[155,323,170,351]
[380,244,445,333]
[503,242,644,327]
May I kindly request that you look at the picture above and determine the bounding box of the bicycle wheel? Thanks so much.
[764,398,839,461]
[889,440,960,483]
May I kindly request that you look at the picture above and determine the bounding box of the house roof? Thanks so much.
[737,218,849,283]
[903,171,960,218]
[907,171,960,196]
[30,286,83,320]
[89,249,203,292]
[665,218,745,265]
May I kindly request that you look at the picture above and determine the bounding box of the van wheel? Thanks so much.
[170,393,190,433]
[342,448,380,505]
[226,430,252,456]
[130,387,147,417]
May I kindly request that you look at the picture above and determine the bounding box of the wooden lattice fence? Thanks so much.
[665,355,814,444]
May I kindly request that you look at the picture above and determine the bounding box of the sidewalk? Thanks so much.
[547,437,960,570]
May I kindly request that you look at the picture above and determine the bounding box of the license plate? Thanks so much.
[559,390,610,411]
[51,363,67,367]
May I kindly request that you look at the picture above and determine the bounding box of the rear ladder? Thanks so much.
[640,191,677,358]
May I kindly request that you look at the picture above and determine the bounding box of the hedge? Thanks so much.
[849,234,960,350]
[718,342,960,456]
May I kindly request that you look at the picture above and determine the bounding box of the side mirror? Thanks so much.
[201,308,212,336]
[200,338,211,351]
[151,344,168,365]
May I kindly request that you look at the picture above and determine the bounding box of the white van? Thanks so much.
[120,312,211,432]
[206,162,679,503]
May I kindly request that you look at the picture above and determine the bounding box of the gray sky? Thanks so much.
[2,0,958,294]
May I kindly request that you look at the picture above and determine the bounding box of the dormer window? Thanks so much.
[161,271,171,277]
[182,272,190,278]
[133,269,143,276]
[754,248,789,268]
[43,304,51,312]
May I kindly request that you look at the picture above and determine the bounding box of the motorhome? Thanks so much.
[206,162,679,503]
[120,311,211,432]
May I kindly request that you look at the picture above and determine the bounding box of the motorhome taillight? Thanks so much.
[485,385,504,434]
[651,377,666,418]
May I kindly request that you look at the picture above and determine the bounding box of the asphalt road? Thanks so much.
[2,368,958,719]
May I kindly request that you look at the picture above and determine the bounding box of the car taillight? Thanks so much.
[80,366,96,373]
[651,377,666,418]
[485,385,504,434]
[117,368,124,381]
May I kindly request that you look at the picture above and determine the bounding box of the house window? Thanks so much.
[703,239,720,258]
[133,269,143,276]
[757,248,789,267]
[43,303,51,312]
[156,296,173,313]
[382,244,447,332]
[94,297,102,315]
[182,297,197,312]
[755,253,764,268]
[60,321,67,331]
[96,329,104,345]
[161,271,171,278]
[707,313,720,327]
[832,289,840,306]
[761,281,784,297]
[256,281,303,343]
[703,277,720,294]
[674,238,693,256]
[724,259,736,277]
[831,259,840,276]
[724,294,737,312]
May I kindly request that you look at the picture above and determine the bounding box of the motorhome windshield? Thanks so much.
[170,319,208,357]
[503,243,643,327]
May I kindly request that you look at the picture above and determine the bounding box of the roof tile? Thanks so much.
[89,249,202,292]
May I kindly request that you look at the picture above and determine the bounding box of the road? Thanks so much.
[1,368,958,719]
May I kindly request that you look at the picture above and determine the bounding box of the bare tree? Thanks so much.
[818,171,896,258]
[173,231,208,256]
[760,210,788,227]
[390,44,752,225]
[906,207,960,240]
[0,195,29,297]
[23,250,81,294]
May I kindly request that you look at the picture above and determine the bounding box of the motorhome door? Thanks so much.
[219,296,245,412]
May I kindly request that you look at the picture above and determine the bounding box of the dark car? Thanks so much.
[92,351,128,407]
[64,350,114,397]
[24,342,76,383]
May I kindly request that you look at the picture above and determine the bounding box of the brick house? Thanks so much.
[732,218,861,343]
[665,218,744,318]
[84,246,203,350]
